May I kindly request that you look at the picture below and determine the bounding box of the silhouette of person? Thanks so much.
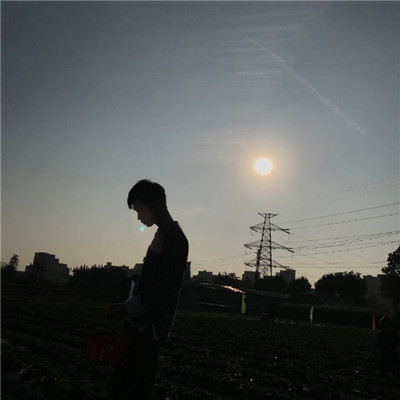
[377,315,399,378]
[106,179,189,400]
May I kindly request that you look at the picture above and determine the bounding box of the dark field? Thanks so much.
[2,286,399,400]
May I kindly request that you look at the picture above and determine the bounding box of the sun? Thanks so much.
[254,157,273,175]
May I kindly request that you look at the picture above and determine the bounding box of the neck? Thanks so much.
[155,208,173,227]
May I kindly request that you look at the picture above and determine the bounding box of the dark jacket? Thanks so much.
[130,221,188,343]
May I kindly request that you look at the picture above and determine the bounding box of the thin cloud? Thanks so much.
[212,3,366,136]
[243,32,367,136]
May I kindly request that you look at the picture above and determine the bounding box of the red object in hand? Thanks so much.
[88,333,130,366]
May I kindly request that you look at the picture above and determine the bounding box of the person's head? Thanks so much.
[127,179,167,227]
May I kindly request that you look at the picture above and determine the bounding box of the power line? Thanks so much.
[290,231,400,251]
[192,229,397,273]
[281,202,400,224]
[296,265,384,270]
[279,260,385,266]
[193,253,247,264]
[292,239,399,257]
[282,225,400,256]
[284,230,400,244]
[191,254,249,272]
[289,212,399,230]
[190,262,230,273]
[191,194,398,280]
[191,230,396,273]
[277,175,399,211]
[277,225,391,273]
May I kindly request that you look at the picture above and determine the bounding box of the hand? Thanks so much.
[104,303,127,319]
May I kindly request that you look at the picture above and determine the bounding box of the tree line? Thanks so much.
[208,271,365,306]
[2,244,399,311]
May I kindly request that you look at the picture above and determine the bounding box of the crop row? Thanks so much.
[2,287,399,400]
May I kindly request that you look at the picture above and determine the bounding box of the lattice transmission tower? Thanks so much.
[244,213,294,279]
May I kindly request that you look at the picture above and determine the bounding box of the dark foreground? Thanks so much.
[2,286,399,400]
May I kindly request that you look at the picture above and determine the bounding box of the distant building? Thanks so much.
[192,270,213,283]
[128,261,191,281]
[279,269,296,283]
[129,263,144,278]
[25,252,70,285]
[364,274,392,309]
[104,262,130,273]
[242,271,257,285]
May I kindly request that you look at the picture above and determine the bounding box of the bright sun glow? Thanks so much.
[254,157,273,175]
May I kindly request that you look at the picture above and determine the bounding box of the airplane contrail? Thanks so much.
[244,33,367,136]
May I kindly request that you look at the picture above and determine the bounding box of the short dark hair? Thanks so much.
[127,179,167,209]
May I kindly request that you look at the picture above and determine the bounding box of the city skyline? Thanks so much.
[2,2,399,286]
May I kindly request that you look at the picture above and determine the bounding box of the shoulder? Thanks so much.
[162,222,188,249]
[162,222,187,239]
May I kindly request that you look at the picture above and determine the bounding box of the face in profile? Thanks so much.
[133,199,155,227]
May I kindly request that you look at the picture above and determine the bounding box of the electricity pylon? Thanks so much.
[244,213,294,279]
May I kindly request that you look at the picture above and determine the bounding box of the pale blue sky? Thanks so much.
[2,1,399,285]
